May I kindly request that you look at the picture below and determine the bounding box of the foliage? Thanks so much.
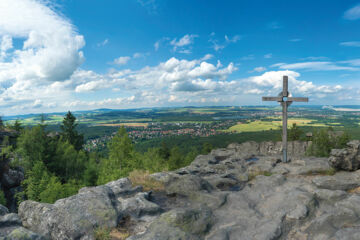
[15,125,47,171]
[288,123,304,141]
[97,127,136,185]
[94,227,111,240]
[307,128,350,157]
[0,190,6,206]
[61,111,84,151]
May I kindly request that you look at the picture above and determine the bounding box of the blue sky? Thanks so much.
[1,0,360,115]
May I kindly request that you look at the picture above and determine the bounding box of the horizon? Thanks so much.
[1,0,360,115]
[3,104,360,119]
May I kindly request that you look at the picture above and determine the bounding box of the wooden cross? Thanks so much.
[262,76,309,163]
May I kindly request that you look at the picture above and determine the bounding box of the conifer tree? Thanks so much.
[60,111,84,151]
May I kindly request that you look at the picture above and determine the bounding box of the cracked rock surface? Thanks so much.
[8,141,360,239]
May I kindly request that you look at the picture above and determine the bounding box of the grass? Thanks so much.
[128,170,165,192]
[304,168,337,176]
[248,171,273,181]
[223,119,328,133]
[94,227,130,240]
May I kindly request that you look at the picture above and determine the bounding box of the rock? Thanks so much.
[119,192,161,218]
[13,141,360,240]
[19,179,148,239]
[312,170,360,191]
[0,205,9,216]
[1,168,24,189]
[5,227,45,240]
[129,206,212,240]
[0,213,22,226]
[165,175,213,196]
[0,212,44,240]
[328,140,360,171]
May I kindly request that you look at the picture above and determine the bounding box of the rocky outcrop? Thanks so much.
[329,140,360,171]
[0,204,44,240]
[6,140,360,239]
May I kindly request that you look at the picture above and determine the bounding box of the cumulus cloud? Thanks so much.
[73,57,237,97]
[246,70,346,98]
[0,0,85,114]
[344,4,360,20]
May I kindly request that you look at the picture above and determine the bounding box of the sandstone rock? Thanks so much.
[1,168,24,189]
[0,205,9,216]
[328,140,360,171]
[312,170,360,191]
[128,206,212,240]
[165,174,213,196]
[18,179,138,239]
[13,141,360,240]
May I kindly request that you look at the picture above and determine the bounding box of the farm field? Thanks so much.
[223,118,328,133]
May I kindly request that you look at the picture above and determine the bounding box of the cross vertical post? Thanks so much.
[262,75,309,163]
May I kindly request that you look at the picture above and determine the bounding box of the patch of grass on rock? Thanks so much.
[128,170,165,191]
[248,171,273,181]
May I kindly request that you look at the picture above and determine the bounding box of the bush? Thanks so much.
[307,128,350,157]
[0,190,6,206]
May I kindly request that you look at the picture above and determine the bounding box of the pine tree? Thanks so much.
[60,111,84,151]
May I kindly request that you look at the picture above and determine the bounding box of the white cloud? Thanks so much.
[272,61,359,71]
[247,70,345,97]
[252,67,267,72]
[0,0,85,114]
[344,4,360,20]
[340,59,360,66]
[133,52,143,58]
[300,56,329,61]
[340,41,360,47]
[114,56,131,65]
[201,54,213,61]
[170,34,198,52]
[264,53,272,59]
[225,35,241,43]
[154,40,160,51]
[97,38,108,47]
[209,33,241,51]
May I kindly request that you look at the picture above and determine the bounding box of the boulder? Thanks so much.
[328,140,360,171]
[18,178,145,240]
[1,168,24,189]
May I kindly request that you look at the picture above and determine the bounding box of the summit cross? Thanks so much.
[262,76,309,163]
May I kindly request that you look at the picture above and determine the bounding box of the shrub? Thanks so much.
[0,190,6,206]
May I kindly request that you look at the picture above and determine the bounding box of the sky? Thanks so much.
[1,0,360,115]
